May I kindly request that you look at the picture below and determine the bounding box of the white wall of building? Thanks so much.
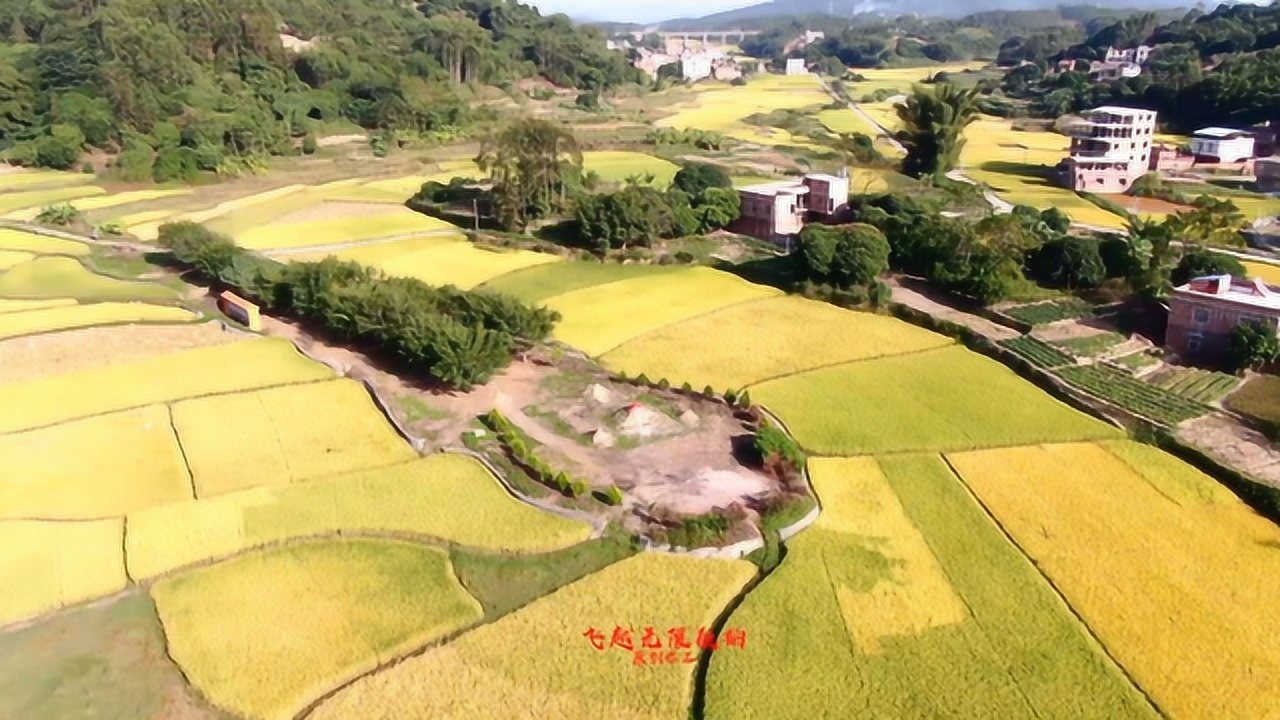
[1190,136,1256,163]
[785,58,807,76]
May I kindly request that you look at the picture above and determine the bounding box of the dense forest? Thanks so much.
[999,3,1280,129]
[0,0,640,175]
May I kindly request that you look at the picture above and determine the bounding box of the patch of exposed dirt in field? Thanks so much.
[0,321,239,385]
[256,314,784,537]
[316,133,365,147]
[1031,317,1119,342]
[1178,413,1280,490]
[266,200,398,225]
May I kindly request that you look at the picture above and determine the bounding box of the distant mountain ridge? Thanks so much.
[655,0,1213,28]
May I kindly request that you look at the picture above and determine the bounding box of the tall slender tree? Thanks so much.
[895,83,981,180]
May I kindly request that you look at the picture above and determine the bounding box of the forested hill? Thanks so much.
[0,0,640,174]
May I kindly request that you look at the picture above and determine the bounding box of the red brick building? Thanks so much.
[1166,275,1280,361]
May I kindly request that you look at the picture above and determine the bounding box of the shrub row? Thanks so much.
[753,424,805,474]
[480,409,601,500]
[999,336,1075,369]
[614,371,754,409]
[158,221,558,390]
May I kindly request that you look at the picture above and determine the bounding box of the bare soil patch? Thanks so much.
[258,315,786,541]
[1125,196,1191,215]
[0,322,238,385]
[1178,413,1280,490]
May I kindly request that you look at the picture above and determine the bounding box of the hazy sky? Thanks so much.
[526,0,761,23]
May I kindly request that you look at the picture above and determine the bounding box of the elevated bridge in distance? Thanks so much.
[629,30,761,44]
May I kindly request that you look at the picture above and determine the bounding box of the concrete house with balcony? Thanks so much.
[1105,45,1153,65]
[1058,106,1158,193]
[1167,275,1280,361]
[731,173,850,243]
[1190,127,1256,164]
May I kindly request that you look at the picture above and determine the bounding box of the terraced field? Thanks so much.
[545,267,781,356]
[171,379,416,496]
[236,208,456,250]
[152,539,483,720]
[0,302,193,340]
[126,454,593,578]
[751,347,1117,455]
[0,256,178,302]
[310,553,754,720]
[0,518,127,625]
[582,150,679,187]
[707,456,1155,719]
[654,74,830,146]
[948,442,1280,719]
[600,295,952,389]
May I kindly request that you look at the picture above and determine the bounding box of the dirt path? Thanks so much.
[1177,414,1280,490]
[886,276,1020,341]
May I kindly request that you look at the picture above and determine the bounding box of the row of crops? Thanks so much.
[1057,364,1209,426]
[1001,298,1094,326]
[999,336,1074,369]
[1151,367,1240,403]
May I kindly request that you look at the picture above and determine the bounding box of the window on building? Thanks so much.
[1193,307,1210,324]
[1188,332,1204,353]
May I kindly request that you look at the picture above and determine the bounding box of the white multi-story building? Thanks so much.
[1190,128,1256,163]
[1089,60,1142,81]
[1105,45,1153,65]
[785,58,808,76]
[681,53,714,81]
[1060,106,1158,194]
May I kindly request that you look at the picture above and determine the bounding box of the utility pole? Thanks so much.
[473,198,479,233]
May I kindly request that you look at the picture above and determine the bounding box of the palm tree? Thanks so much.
[895,83,981,181]
[1124,215,1178,297]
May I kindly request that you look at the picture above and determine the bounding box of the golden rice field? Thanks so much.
[706,454,1155,719]
[751,346,1118,454]
[0,256,178,302]
[106,208,176,228]
[0,250,31,270]
[152,539,483,720]
[947,441,1280,719]
[600,295,952,389]
[0,405,189,520]
[0,184,105,215]
[0,297,76,315]
[5,188,191,222]
[1243,260,1280,286]
[126,454,592,579]
[325,238,559,290]
[582,150,679,187]
[291,234,457,265]
[0,302,194,340]
[847,62,989,97]
[0,228,88,255]
[0,337,332,434]
[964,167,1129,228]
[479,260,680,304]
[960,117,1068,167]
[0,518,126,626]
[127,184,307,240]
[858,100,904,132]
[655,74,830,146]
[236,208,456,250]
[815,108,866,134]
[311,553,753,720]
[0,169,93,191]
[544,267,781,356]
[171,379,416,497]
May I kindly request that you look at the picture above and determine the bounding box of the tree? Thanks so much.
[1027,237,1106,289]
[1167,196,1247,247]
[34,124,85,170]
[575,185,676,252]
[795,223,890,289]
[695,187,740,233]
[1171,249,1246,286]
[477,118,582,232]
[672,163,731,197]
[896,83,981,180]
[1124,216,1178,297]
[1226,320,1280,371]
